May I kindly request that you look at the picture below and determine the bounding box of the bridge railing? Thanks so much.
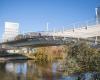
[1,18,100,43]
[63,19,97,32]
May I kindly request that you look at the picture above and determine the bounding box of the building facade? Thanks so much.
[2,22,19,42]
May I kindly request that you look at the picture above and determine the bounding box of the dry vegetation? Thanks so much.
[27,41,100,75]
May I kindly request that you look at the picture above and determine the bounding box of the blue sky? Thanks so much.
[0,0,100,38]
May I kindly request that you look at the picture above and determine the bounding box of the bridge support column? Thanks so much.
[95,36,98,45]
[53,36,55,40]
[77,37,80,41]
[26,48,33,54]
[26,48,30,54]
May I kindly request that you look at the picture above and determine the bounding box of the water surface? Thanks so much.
[0,60,100,80]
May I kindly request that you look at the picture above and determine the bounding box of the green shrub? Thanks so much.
[64,41,100,75]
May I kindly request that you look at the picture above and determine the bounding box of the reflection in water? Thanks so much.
[5,63,14,72]
[0,60,99,80]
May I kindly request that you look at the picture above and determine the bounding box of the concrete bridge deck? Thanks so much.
[1,24,100,48]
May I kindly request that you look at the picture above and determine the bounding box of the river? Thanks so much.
[0,60,100,80]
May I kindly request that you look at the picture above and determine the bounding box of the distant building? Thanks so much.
[95,7,100,24]
[2,22,19,42]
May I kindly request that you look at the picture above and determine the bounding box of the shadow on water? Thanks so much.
[0,60,100,80]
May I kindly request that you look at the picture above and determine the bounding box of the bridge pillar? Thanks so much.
[53,36,55,40]
[26,47,33,54]
[77,37,80,41]
[95,36,98,45]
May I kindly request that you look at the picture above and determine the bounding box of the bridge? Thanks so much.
[1,24,100,48]
[1,36,67,47]
[0,19,100,49]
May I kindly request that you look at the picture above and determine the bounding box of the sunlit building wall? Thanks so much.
[2,22,19,42]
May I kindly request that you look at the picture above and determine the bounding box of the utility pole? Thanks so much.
[62,26,66,40]
[53,27,55,40]
[53,27,55,33]
[73,24,75,32]
[46,22,49,32]
[73,24,75,38]
[62,26,64,33]
[95,7,100,24]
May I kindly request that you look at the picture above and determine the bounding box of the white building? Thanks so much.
[2,22,19,42]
